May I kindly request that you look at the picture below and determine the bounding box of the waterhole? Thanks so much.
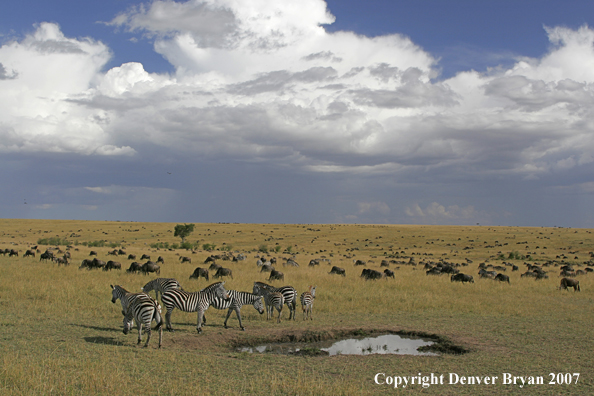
[238,334,438,356]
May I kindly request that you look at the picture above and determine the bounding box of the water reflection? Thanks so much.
[238,334,437,356]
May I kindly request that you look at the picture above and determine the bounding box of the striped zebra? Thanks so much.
[111,284,148,315]
[203,290,264,331]
[262,290,284,323]
[161,281,229,333]
[300,286,316,320]
[122,293,163,348]
[253,281,297,320]
[142,278,183,301]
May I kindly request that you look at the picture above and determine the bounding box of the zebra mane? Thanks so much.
[200,281,225,292]
[111,284,129,294]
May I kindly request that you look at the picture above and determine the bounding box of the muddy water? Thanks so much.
[238,334,438,356]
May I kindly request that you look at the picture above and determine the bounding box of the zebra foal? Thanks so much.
[142,278,183,301]
[253,281,297,320]
[300,286,316,320]
[122,294,163,348]
[161,281,230,333]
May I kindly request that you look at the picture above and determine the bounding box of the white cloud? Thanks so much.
[405,202,485,224]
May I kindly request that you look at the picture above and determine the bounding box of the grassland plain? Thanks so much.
[0,219,593,395]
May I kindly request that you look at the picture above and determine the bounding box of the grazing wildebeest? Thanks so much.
[118,249,126,255]
[214,267,233,280]
[89,251,97,256]
[494,274,510,283]
[107,249,118,256]
[559,278,581,291]
[560,270,576,277]
[283,259,299,267]
[104,261,122,271]
[8,249,18,257]
[479,269,497,279]
[179,256,192,263]
[189,267,209,281]
[209,263,222,272]
[79,259,93,270]
[354,259,366,266]
[384,269,395,279]
[380,260,390,267]
[91,258,106,270]
[268,269,284,281]
[127,254,137,260]
[39,251,54,262]
[451,273,474,283]
[141,261,160,275]
[24,249,36,258]
[260,264,274,273]
[512,265,519,271]
[329,266,346,276]
[426,267,442,276]
[308,259,320,267]
[157,256,164,264]
[127,262,142,273]
[361,268,383,280]
[54,256,69,266]
[141,254,151,260]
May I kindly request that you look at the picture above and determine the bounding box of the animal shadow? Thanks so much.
[84,336,125,346]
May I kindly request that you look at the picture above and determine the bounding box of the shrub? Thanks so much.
[37,237,71,246]
[202,243,216,251]
[258,244,268,253]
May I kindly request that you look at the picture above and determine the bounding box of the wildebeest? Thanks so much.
[127,254,137,260]
[92,258,106,270]
[560,270,576,277]
[209,263,222,272]
[283,259,299,267]
[141,254,151,260]
[89,251,97,256]
[104,261,122,271]
[39,251,54,262]
[329,266,346,276]
[141,261,160,275]
[383,269,395,279]
[179,256,192,263]
[24,249,36,258]
[127,262,142,273]
[8,249,18,257]
[214,267,233,279]
[426,267,442,276]
[268,269,284,281]
[361,268,383,280]
[354,259,366,266]
[308,259,320,267]
[479,269,497,279]
[451,273,474,283]
[157,256,165,264]
[189,267,209,281]
[54,256,69,266]
[559,278,581,291]
[260,264,274,273]
[494,274,510,283]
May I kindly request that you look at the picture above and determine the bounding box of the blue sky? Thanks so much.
[1,0,594,227]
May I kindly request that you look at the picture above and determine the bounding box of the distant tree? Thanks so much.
[174,224,195,243]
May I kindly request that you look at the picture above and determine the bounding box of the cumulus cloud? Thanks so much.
[2,1,594,225]
[405,202,487,224]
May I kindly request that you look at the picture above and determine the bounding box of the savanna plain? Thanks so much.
[0,219,592,395]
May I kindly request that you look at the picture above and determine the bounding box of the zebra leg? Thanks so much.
[144,327,152,348]
[165,308,174,332]
[137,322,143,345]
[277,305,283,323]
[196,309,204,333]
[158,326,162,348]
[233,307,245,330]
[223,308,234,329]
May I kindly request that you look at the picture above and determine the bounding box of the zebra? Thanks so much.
[142,278,183,301]
[300,286,316,320]
[203,290,264,331]
[262,290,284,323]
[122,293,163,348]
[110,285,148,316]
[161,281,230,333]
[253,281,297,320]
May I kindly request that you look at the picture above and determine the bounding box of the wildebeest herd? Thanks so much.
[6,238,591,349]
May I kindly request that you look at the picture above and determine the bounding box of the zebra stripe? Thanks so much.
[142,278,183,301]
[300,286,316,321]
[263,290,284,323]
[205,290,264,330]
[123,294,163,348]
[253,281,297,320]
[161,281,229,333]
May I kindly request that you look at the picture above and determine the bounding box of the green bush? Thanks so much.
[37,237,71,246]
[258,244,268,253]
[202,243,216,251]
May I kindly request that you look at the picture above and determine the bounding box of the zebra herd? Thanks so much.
[109,278,317,347]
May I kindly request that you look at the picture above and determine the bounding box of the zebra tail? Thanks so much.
[153,307,164,330]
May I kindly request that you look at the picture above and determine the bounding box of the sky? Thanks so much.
[1,0,594,227]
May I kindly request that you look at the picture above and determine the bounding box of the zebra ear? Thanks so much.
[110,285,114,289]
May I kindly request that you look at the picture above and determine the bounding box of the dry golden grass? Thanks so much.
[0,219,593,395]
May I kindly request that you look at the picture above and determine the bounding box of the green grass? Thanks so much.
[0,220,593,395]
